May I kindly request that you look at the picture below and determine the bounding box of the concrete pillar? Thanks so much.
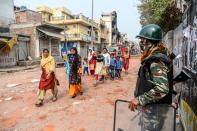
[35,37,40,58]
[49,38,52,55]
[77,42,81,55]
[59,41,62,56]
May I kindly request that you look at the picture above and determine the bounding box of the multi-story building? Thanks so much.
[119,33,129,46]
[96,19,109,50]
[11,7,65,63]
[101,11,119,47]
[0,0,31,68]
[37,6,100,57]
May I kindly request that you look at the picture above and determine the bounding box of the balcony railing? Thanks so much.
[66,34,91,42]
[50,14,99,28]
[51,16,65,21]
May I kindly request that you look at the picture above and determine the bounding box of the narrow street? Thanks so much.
[0,56,140,131]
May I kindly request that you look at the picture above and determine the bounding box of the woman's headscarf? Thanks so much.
[41,53,56,74]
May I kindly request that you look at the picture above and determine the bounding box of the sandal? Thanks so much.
[51,97,57,102]
[71,95,77,98]
[35,100,43,107]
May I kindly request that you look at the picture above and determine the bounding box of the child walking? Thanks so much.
[82,58,89,76]
[115,56,123,79]
[109,53,116,80]
[94,51,105,86]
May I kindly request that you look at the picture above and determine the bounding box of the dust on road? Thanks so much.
[0,56,140,131]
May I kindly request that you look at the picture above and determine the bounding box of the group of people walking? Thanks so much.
[36,47,83,106]
[86,47,130,86]
[35,23,177,131]
[35,47,130,107]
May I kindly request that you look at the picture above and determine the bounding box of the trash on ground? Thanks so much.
[7,84,21,88]
[31,79,40,83]
[73,101,81,105]
[4,97,13,101]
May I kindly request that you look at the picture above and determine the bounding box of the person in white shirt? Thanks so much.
[100,48,110,81]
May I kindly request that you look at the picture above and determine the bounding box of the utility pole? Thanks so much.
[90,0,94,49]
[63,23,68,54]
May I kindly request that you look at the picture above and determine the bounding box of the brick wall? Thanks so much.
[15,11,26,23]
[15,10,42,23]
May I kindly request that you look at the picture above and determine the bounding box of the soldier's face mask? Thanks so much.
[139,39,154,52]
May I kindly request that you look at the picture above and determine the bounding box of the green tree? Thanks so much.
[138,0,183,32]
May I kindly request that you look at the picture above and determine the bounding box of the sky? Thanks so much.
[14,0,141,42]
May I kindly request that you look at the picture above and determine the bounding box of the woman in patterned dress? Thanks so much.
[68,47,83,98]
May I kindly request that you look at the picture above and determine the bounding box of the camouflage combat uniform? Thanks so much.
[138,55,170,106]
[134,49,173,131]
[135,24,174,131]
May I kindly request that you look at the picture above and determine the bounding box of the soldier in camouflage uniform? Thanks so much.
[129,24,173,131]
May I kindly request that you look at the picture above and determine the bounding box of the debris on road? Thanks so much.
[73,101,81,105]
[0,57,140,130]
[31,79,40,83]
[4,97,13,101]
[6,84,21,88]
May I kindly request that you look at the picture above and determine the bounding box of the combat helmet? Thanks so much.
[137,24,163,41]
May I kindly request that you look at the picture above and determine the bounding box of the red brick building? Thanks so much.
[15,9,42,23]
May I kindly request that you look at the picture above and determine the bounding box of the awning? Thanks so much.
[0,37,17,53]
[37,28,65,40]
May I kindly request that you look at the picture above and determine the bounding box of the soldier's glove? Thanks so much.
[128,98,139,112]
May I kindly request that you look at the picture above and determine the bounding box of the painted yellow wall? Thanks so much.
[66,24,78,34]
[78,24,89,35]
[37,5,101,42]
[41,12,51,22]
[66,23,90,36]
[52,7,73,20]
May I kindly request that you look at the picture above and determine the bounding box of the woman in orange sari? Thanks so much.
[68,47,83,98]
[35,49,58,107]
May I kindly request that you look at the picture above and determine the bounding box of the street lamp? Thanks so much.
[91,0,94,49]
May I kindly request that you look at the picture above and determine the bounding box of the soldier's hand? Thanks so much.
[128,98,139,112]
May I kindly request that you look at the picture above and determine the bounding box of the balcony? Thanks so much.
[54,7,72,15]
[36,6,52,14]
[66,34,91,42]
[50,14,99,29]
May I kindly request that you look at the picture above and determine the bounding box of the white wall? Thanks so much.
[0,0,15,27]
[102,16,112,46]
